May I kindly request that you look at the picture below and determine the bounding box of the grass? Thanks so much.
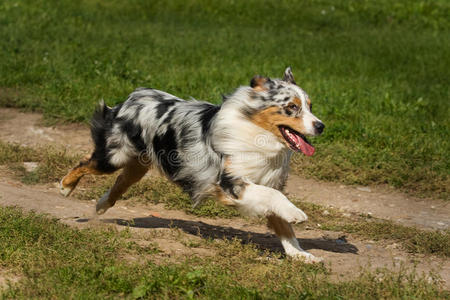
[1,141,449,258]
[0,0,449,199]
[0,206,448,299]
[0,142,80,184]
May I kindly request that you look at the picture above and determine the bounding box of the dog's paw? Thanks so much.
[291,252,323,264]
[96,206,109,215]
[96,191,112,215]
[96,202,111,215]
[59,178,74,197]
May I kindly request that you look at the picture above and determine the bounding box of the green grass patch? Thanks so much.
[0,0,449,198]
[0,206,448,299]
[0,141,80,184]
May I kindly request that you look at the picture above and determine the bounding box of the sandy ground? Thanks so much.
[0,108,448,288]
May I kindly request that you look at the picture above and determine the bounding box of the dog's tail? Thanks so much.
[89,101,118,173]
[90,100,112,148]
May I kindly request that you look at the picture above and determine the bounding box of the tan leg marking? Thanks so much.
[215,187,236,206]
[267,214,296,239]
[96,160,148,214]
[60,156,105,197]
[268,214,322,263]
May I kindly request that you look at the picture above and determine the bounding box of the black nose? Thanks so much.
[314,122,325,134]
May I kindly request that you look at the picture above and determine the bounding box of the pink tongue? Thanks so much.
[292,134,315,156]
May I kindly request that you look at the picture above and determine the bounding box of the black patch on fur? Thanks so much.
[120,120,146,153]
[179,125,197,148]
[198,104,220,137]
[113,103,123,117]
[250,75,264,88]
[156,100,177,119]
[268,89,279,99]
[90,102,120,173]
[240,106,255,118]
[152,126,181,178]
[284,107,293,116]
[219,172,246,199]
[126,102,145,118]
[160,107,176,125]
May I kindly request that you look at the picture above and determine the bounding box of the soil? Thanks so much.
[0,108,449,288]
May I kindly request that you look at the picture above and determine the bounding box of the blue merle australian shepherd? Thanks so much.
[60,67,325,263]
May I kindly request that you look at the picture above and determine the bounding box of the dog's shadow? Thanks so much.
[77,216,358,255]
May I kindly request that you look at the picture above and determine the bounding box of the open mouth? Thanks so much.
[279,126,315,156]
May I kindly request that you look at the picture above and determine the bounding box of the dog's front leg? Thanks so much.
[267,214,323,263]
[234,182,307,223]
[220,179,321,262]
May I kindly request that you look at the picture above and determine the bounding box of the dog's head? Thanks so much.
[246,67,324,156]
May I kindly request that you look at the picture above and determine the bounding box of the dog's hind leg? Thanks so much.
[59,154,114,197]
[96,159,148,215]
[267,215,322,263]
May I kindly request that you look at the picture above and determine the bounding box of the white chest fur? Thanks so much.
[228,147,291,189]
[212,107,292,190]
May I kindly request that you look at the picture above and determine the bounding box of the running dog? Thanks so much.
[60,67,325,262]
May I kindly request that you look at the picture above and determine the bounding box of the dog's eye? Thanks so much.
[309,103,312,112]
[287,103,299,111]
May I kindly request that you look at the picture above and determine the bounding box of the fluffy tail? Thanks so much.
[89,101,118,173]
[90,100,112,148]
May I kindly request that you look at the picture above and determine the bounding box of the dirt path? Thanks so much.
[0,176,449,288]
[1,108,448,230]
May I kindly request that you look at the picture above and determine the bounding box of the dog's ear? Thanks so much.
[283,67,296,84]
[250,75,270,91]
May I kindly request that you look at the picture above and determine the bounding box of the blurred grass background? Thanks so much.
[0,0,448,198]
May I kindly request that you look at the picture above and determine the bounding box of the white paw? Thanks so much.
[291,252,323,264]
[59,179,74,197]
